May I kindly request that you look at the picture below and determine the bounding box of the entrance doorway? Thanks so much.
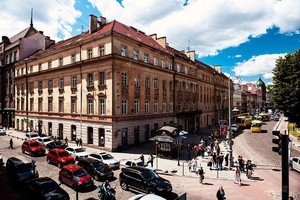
[48,122,52,136]
[121,128,128,147]
[87,127,93,144]
[71,125,76,141]
[134,126,139,145]
[58,123,63,139]
[98,128,105,147]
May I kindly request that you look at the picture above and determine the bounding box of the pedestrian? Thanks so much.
[140,154,145,166]
[192,157,197,172]
[79,138,82,147]
[234,166,242,186]
[76,138,79,146]
[187,160,192,171]
[54,136,57,141]
[216,186,226,200]
[147,153,155,167]
[225,153,229,167]
[8,138,13,149]
[212,152,217,168]
[65,137,68,146]
[219,153,224,170]
[196,167,204,184]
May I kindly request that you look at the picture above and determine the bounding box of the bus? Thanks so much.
[236,115,252,129]
[259,113,270,122]
[251,120,263,133]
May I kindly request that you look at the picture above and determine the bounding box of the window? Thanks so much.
[186,83,189,92]
[87,98,93,114]
[10,53,13,63]
[17,99,20,110]
[71,97,77,113]
[99,45,105,56]
[59,57,63,66]
[169,62,173,70]
[134,99,139,114]
[71,76,77,88]
[176,64,181,72]
[121,72,127,86]
[30,82,34,94]
[13,51,17,62]
[48,61,52,69]
[121,46,126,57]
[145,100,150,113]
[99,72,105,85]
[162,100,166,112]
[48,98,53,112]
[39,63,42,71]
[154,78,158,89]
[133,51,139,60]
[21,99,24,111]
[30,98,34,111]
[134,76,139,87]
[38,81,43,92]
[144,54,149,63]
[88,48,93,59]
[121,99,127,115]
[59,78,64,89]
[38,98,43,112]
[185,102,189,111]
[162,80,166,90]
[161,60,165,68]
[154,100,158,113]
[145,76,150,88]
[177,101,182,112]
[154,57,158,66]
[99,98,105,115]
[6,55,9,64]
[71,54,76,64]
[87,73,93,87]
[59,97,64,113]
[48,80,53,92]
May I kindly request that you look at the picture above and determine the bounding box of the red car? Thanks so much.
[22,140,46,157]
[58,164,94,190]
[46,148,75,168]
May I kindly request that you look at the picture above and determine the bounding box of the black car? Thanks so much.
[46,141,68,150]
[119,166,172,195]
[6,157,39,183]
[26,177,70,200]
[77,157,114,181]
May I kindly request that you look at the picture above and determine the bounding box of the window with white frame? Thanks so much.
[144,54,149,63]
[71,76,77,88]
[134,99,139,114]
[39,63,42,71]
[59,57,63,66]
[161,60,165,68]
[99,98,105,115]
[48,80,53,91]
[186,83,189,92]
[162,100,166,112]
[38,80,43,92]
[134,75,139,87]
[121,46,127,57]
[169,62,173,70]
[59,78,64,89]
[154,100,158,113]
[176,64,181,72]
[145,100,150,113]
[154,57,158,66]
[59,97,64,113]
[169,80,173,91]
[48,97,53,112]
[30,98,34,111]
[145,76,150,88]
[154,78,158,89]
[71,97,77,113]
[87,98,93,114]
[184,67,188,74]
[71,54,76,64]
[88,48,93,59]
[87,73,93,86]
[21,99,24,111]
[121,72,127,86]
[99,71,105,85]
[133,50,139,60]
[121,99,127,115]
[38,98,43,111]
[99,45,105,56]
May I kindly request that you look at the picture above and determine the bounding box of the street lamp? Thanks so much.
[25,59,29,133]
[155,139,159,171]
[228,76,241,168]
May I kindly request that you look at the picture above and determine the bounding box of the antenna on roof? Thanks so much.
[30,8,33,27]
[187,40,190,51]
[81,25,84,33]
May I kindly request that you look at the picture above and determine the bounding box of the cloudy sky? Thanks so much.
[1,0,299,84]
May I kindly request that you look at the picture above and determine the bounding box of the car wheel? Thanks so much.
[46,158,51,164]
[120,181,128,190]
[58,162,62,168]
[94,175,100,181]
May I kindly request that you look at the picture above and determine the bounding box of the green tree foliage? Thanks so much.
[272,49,300,126]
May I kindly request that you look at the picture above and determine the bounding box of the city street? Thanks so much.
[0,118,300,200]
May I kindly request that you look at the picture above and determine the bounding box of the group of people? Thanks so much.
[238,155,254,179]
[139,153,155,167]
[75,138,83,147]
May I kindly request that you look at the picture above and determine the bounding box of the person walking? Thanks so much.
[140,154,145,166]
[8,138,13,149]
[234,166,242,186]
[187,160,192,171]
[192,157,197,172]
[79,138,82,147]
[216,186,226,200]
[76,138,79,146]
[197,167,204,184]
[225,153,229,167]
[147,153,155,167]
[65,137,68,146]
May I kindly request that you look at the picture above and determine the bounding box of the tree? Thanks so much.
[272,49,300,126]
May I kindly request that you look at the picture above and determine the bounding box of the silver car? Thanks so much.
[0,128,6,135]
[290,157,300,173]
[88,152,120,170]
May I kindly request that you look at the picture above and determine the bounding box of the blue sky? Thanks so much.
[1,0,299,85]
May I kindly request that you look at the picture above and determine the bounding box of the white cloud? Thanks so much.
[0,0,81,41]
[232,53,286,77]
[235,55,242,58]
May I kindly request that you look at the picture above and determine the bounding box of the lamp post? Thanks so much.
[155,139,159,171]
[25,59,29,133]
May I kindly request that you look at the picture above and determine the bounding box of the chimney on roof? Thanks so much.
[89,14,98,34]
[100,16,106,26]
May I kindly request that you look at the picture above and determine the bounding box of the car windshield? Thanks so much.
[72,169,87,177]
[43,138,51,142]
[101,154,113,160]
[92,161,105,168]
[136,161,144,166]
[16,163,33,173]
[58,151,70,157]
[142,170,159,181]
[30,134,39,138]
[75,148,86,153]
[30,142,40,147]
[231,125,237,127]
[39,180,58,193]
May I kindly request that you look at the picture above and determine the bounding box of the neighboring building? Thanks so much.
[14,15,231,151]
[0,15,54,128]
[256,77,266,111]
[241,83,264,114]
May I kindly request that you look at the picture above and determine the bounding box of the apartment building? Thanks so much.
[14,15,230,151]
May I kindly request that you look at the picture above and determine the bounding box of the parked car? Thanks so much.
[128,193,166,200]
[120,159,145,169]
[37,136,53,146]
[22,140,46,157]
[231,124,239,132]
[0,128,6,135]
[58,164,94,190]
[88,152,120,170]
[273,114,280,121]
[6,157,39,183]
[46,148,75,168]
[46,141,68,150]
[77,157,114,181]
[65,146,89,161]
[26,177,70,200]
[25,132,40,141]
[290,157,300,173]
[119,166,172,195]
